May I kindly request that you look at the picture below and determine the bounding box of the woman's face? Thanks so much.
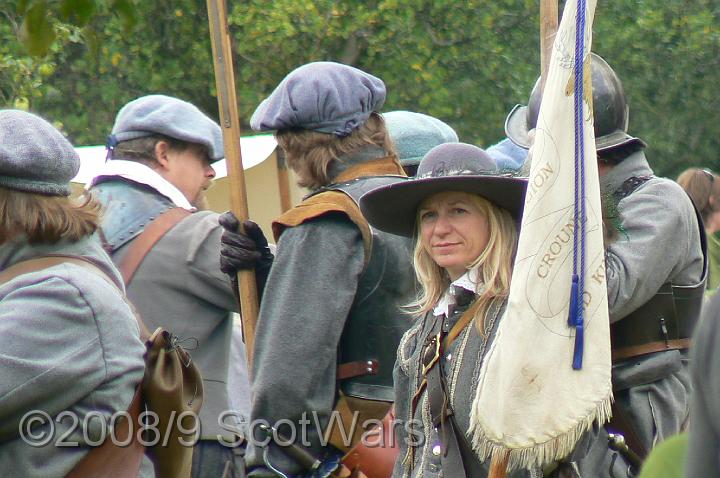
[418,191,489,281]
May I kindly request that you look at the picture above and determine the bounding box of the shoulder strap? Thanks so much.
[119,207,191,285]
[0,254,152,340]
[613,175,653,202]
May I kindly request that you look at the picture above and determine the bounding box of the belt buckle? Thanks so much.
[422,332,442,375]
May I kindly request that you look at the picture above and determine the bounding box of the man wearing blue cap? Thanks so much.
[221,62,416,477]
[383,110,458,176]
[89,95,252,477]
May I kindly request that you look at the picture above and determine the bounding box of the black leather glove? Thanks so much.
[219,211,274,300]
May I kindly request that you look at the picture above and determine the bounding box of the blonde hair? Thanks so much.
[0,187,101,245]
[274,112,396,189]
[676,168,720,223]
[407,193,518,333]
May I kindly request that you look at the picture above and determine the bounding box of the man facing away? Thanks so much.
[89,94,257,478]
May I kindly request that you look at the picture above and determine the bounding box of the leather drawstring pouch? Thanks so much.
[0,255,204,478]
[142,327,204,478]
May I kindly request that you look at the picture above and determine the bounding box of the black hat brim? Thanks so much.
[360,175,528,237]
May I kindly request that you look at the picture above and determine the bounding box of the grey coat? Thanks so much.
[0,236,147,477]
[573,150,702,476]
[393,150,703,478]
[685,291,720,477]
[244,148,399,477]
[94,178,240,439]
[393,299,544,478]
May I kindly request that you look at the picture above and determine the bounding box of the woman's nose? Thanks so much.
[433,214,452,235]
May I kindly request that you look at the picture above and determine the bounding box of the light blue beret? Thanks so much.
[486,137,529,171]
[383,111,458,167]
[0,109,79,196]
[250,62,386,137]
[108,95,224,161]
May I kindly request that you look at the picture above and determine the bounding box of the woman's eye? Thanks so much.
[420,211,436,222]
[452,207,468,214]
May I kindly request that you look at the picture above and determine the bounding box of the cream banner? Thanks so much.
[469,0,612,471]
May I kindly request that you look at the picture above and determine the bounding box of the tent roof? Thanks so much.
[72,134,277,184]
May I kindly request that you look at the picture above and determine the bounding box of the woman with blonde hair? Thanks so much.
[677,167,720,290]
[360,142,529,477]
[0,110,148,476]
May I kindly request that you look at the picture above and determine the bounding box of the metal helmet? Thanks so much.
[504,52,645,152]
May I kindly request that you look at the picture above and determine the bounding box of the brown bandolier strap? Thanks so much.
[420,315,467,478]
[407,302,482,478]
[0,255,149,478]
[67,386,145,478]
[612,338,691,362]
[118,207,191,285]
[336,359,379,380]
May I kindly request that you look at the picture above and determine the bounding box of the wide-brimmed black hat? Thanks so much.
[360,142,528,237]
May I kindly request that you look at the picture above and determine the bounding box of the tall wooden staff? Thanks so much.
[540,0,559,91]
[206,0,259,370]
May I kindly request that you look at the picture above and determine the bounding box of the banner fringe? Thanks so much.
[468,392,613,471]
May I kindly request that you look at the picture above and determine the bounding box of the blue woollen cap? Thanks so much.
[108,95,224,161]
[250,62,386,136]
[0,109,80,196]
[383,111,458,167]
[486,137,529,171]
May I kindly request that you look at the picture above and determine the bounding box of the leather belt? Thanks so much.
[337,359,379,380]
[610,281,702,361]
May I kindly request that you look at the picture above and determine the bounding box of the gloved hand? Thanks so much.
[219,211,274,300]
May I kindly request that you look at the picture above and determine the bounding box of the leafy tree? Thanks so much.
[7,0,720,177]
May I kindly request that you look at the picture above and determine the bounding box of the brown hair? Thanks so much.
[676,168,720,223]
[274,112,396,189]
[407,193,518,334]
[0,188,101,245]
[111,134,201,168]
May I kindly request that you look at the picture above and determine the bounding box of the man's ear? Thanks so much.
[154,141,171,170]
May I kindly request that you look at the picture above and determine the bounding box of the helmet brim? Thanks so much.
[505,104,646,153]
[504,104,532,150]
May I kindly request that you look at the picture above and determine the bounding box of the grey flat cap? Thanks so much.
[384,111,458,167]
[0,109,80,196]
[250,62,386,136]
[108,94,224,161]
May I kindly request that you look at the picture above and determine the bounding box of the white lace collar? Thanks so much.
[87,159,196,211]
[433,265,482,317]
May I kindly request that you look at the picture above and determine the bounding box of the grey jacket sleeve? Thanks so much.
[0,271,144,442]
[685,293,720,477]
[605,179,700,322]
[170,211,239,313]
[245,215,365,476]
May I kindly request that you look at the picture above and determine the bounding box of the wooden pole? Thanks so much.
[540,0,559,91]
[275,148,292,213]
[206,0,259,370]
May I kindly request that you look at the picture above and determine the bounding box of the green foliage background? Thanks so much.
[2,0,719,177]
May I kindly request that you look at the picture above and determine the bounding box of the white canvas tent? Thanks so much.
[72,134,306,238]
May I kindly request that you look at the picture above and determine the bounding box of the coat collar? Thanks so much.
[600,149,654,197]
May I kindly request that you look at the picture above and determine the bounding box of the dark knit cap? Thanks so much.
[0,109,80,196]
